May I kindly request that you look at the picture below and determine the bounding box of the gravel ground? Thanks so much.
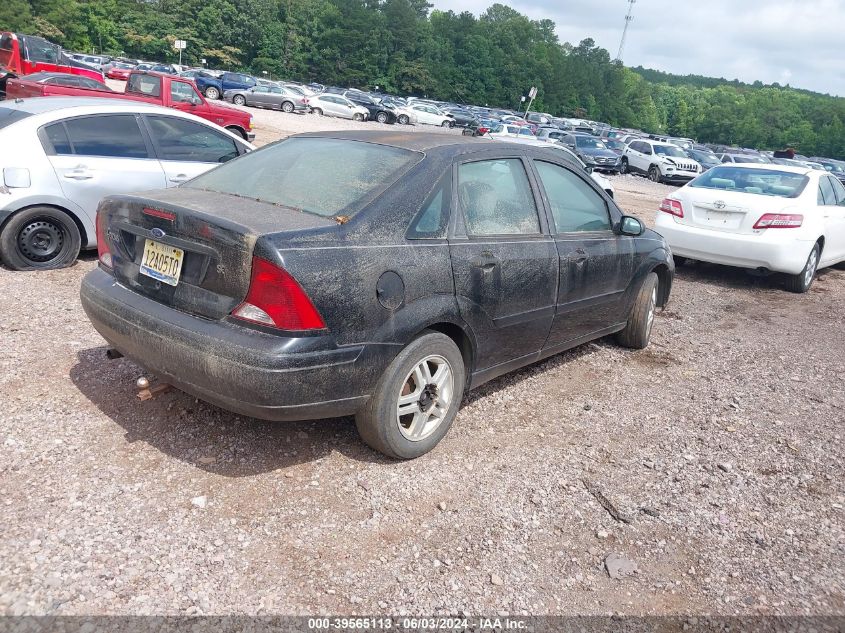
[1,101,844,617]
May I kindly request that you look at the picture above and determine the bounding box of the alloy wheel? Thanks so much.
[396,355,454,442]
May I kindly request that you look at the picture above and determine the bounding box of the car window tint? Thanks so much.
[170,81,197,103]
[818,176,836,205]
[78,77,104,89]
[127,73,161,97]
[42,122,73,155]
[535,161,610,233]
[63,115,148,158]
[458,159,540,236]
[408,176,450,239]
[146,115,238,163]
[829,176,845,205]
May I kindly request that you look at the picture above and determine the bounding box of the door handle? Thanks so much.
[169,174,189,184]
[569,248,588,264]
[471,252,500,272]
[64,170,93,180]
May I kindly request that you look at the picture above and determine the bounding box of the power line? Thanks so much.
[615,0,636,63]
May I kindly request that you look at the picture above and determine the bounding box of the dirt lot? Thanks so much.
[1,106,844,617]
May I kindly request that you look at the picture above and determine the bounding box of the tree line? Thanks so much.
[3,0,845,159]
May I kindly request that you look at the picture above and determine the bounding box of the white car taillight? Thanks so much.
[659,198,684,218]
[753,213,803,229]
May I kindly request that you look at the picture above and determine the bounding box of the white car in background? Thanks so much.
[308,94,369,121]
[488,124,536,139]
[0,98,253,270]
[622,139,701,184]
[655,164,845,292]
[408,103,455,128]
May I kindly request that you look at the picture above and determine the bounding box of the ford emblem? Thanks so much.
[151,228,166,239]
[714,201,726,210]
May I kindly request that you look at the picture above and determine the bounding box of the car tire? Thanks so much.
[355,331,465,460]
[204,86,220,100]
[225,126,247,140]
[376,111,389,124]
[0,206,82,271]
[616,272,658,350]
[648,165,662,183]
[398,114,409,125]
[312,107,323,116]
[784,243,820,293]
[281,101,294,113]
[233,94,246,106]
[353,113,364,122]
[620,157,629,174]
[441,120,451,128]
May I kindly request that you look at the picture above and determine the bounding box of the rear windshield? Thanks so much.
[0,107,33,131]
[186,137,421,218]
[689,166,809,198]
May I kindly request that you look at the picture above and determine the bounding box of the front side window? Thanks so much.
[186,137,420,219]
[146,115,238,163]
[818,175,836,205]
[535,161,611,233]
[61,115,148,158]
[457,159,540,236]
[170,81,198,103]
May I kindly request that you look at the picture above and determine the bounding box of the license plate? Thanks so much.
[139,239,184,286]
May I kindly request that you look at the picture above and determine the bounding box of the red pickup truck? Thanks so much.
[5,70,255,141]
[0,32,104,86]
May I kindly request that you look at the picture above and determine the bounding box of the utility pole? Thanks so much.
[615,0,636,63]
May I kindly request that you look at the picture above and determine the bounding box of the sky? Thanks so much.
[429,0,845,97]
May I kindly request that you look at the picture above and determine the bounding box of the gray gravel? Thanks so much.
[1,108,844,616]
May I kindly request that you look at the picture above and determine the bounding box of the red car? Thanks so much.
[0,32,104,84]
[106,63,135,80]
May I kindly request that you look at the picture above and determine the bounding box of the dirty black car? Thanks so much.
[81,131,674,459]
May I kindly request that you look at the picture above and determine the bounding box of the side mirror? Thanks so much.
[618,215,644,236]
[584,166,594,174]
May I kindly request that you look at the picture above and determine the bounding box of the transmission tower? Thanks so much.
[615,0,636,63]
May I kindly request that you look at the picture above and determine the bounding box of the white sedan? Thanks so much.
[0,97,253,270]
[655,164,845,292]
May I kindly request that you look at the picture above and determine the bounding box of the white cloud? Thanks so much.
[429,0,845,96]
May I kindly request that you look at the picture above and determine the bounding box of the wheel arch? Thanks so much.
[224,125,248,140]
[650,262,672,307]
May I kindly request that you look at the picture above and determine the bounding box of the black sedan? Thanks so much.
[81,132,674,459]
[344,91,397,124]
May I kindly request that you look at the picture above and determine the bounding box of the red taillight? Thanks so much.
[96,209,112,268]
[753,213,803,229]
[478,127,489,135]
[659,198,684,218]
[231,257,326,331]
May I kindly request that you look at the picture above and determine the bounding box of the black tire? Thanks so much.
[281,101,294,113]
[376,111,388,124]
[312,107,323,116]
[204,86,220,100]
[0,206,82,271]
[784,243,820,293]
[620,157,629,174]
[673,255,688,267]
[353,113,364,122]
[225,126,247,140]
[648,165,662,183]
[398,114,409,125]
[616,272,658,349]
[233,94,246,106]
[441,120,451,128]
[355,332,465,459]
[833,261,845,270]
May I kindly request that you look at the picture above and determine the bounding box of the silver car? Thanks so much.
[0,98,253,270]
[308,94,369,121]
[222,85,308,113]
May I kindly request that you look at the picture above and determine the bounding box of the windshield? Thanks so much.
[732,155,768,164]
[0,107,33,131]
[576,137,607,149]
[689,150,717,163]
[689,166,809,198]
[820,161,845,174]
[186,138,421,218]
[653,144,687,157]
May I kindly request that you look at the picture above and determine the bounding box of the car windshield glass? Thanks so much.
[689,167,809,198]
[689,151,716,162]
[0,107,33,130]
[653,145,687,157]
[186,138,421,218]
[576,137,607,149]
[734,155,767,163]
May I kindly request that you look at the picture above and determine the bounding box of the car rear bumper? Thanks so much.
[655,215,815,274]
[80,268,371,421]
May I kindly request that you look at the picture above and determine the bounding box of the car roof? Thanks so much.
[0,97,170,116]
[294,130,505,152]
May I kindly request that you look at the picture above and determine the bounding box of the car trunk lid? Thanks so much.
[99,187,335,320]
[676,189,770,234]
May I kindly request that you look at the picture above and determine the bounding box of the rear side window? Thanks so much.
[458,159,540,236]
[43,122,72,154]
[186,137,420,218]
[146,115,238,163]
[408,174,450,239]
[61,115,149,158]
[535,161,610,233]
[127,73,161,97]
[818,176,836,205]
[829,176,845,205]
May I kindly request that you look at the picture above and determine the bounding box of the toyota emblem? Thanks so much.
[714,201,726,210]
[151,228,166,239]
